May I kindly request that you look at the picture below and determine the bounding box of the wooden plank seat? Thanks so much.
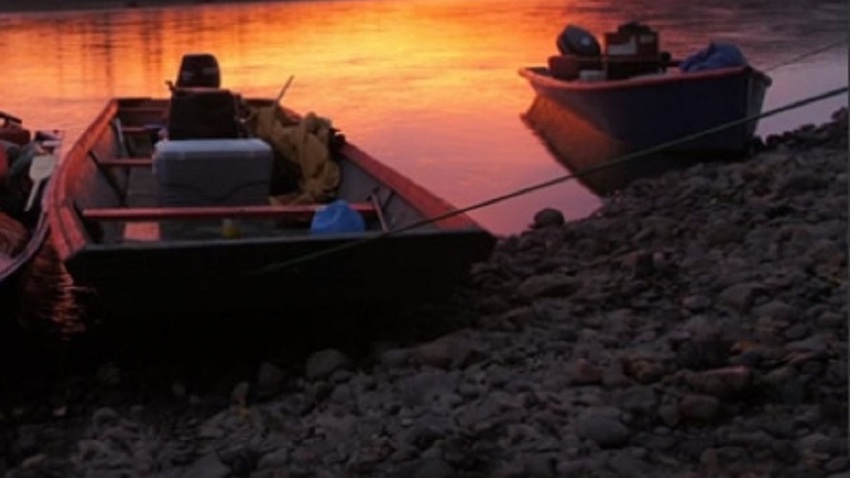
[118,106,168,114]
[98,158,154,167]
[82,202,377,222]
[120,125,160,135]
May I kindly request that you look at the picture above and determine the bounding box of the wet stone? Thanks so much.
[532,208,565,229]
[678,394,721,423]
[575,411,632,448]
[305,349,351,381]
[825,457,850,474]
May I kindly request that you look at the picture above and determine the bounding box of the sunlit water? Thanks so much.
[0,0,846,236]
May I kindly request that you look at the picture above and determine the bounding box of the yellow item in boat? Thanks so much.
[244,105,340,205]
[221,218,241,239]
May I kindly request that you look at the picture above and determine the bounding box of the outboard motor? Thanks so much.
[550,24,602,80]
[175,53,221,88]
[165,53,242,140]
[556,24,601,57]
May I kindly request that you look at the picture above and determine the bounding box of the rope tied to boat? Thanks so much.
[762,38,849,72]
[251,84,849,276]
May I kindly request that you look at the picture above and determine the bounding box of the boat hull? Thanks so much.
[49,97,496,322]
[519,66,772,191]
[66,229,493,318]
[522,94,719,193]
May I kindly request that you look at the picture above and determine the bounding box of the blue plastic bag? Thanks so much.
[310,199,366,234]
[680,43,748,72]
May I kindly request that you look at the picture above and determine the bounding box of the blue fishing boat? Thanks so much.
[519,23,772,191]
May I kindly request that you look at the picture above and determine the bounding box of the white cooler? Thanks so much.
[153,138,273,207]
[152,139,274,239]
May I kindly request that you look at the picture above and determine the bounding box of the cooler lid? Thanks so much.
[154,138,272,158]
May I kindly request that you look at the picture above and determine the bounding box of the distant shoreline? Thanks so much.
[0,0,282,14]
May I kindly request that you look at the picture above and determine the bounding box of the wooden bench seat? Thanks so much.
[121,125,160,135]
[97,158,153,168]
[82,203,377,222]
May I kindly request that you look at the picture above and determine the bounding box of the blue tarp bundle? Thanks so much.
[679,43,749,72]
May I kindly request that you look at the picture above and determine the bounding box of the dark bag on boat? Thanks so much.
[0,111,31,146]
[548,55,602,80]
[679,43,748,72]
[166,87,241,140]
[557,24,601,57]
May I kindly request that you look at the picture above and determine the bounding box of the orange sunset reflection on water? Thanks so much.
[0,1,605,235]
[0,0,846,235]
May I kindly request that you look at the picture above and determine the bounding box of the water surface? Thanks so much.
[0,0,846,235]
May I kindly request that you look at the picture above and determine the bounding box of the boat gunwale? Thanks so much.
[518,65,772,93]
[49,99,118,263]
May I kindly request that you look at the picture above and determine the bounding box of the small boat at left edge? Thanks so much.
[0,110,63,296]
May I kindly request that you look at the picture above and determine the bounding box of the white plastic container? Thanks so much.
[579,70,606,82]
[153,138,273,207]
[152,138,274,239]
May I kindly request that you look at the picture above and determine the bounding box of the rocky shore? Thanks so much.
[1,110,847,477]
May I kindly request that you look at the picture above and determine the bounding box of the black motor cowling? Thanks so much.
[556,24,601,57]
[176,53,221,88]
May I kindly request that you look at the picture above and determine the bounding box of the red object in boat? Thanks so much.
[604,22,659,58]
[604,22,662,80]
[0,127,31,146]
[0,146,7,180]
[0,110,31,146]
[547,55,603,81]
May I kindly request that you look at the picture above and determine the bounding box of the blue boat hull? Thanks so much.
[520,66,771,154]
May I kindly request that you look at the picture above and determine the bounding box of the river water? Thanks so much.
[0,0,846,235]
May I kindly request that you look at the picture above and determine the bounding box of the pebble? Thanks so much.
[575,411,633,448]
[304,348,351,381]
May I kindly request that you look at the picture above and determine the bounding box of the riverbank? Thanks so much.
[1,110,847,477]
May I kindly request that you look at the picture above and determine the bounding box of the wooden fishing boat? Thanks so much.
[519,23,772,192]
[0,111,62,290]
[48,94,496,321]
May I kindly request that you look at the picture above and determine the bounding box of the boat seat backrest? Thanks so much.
[166,87,241,140]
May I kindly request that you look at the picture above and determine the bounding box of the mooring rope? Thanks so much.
[762,38,848,72]
[252,84,849,276]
